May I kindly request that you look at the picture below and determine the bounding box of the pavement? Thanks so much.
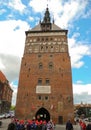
[0,118,81,130]
[0,118,11,130]
[56,124,81,130]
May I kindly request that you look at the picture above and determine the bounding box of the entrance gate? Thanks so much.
[35,107,50,122]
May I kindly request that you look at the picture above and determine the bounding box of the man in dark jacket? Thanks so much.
[7,119,16,130]
[66,119,73,130]
[0,120,2,127]
[86,123,91,130]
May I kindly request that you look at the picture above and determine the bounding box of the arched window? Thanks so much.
[45,45,48,52]
[46,78,50,85]
[40,46,44,51]
[49,62,53,69]
[39,63,43,69]
[38,95,42,100]
[38,78,42,85]
[50,45,54,52]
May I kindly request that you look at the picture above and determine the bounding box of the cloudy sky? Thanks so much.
[0,0,91,105]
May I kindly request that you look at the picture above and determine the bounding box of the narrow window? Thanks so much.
[50,46,54,52]
[38,54,42,58]
[46,46,48,51]
[46,38,48,41]
[46,46,48,49]
[49,62,53,69]
[40,46,43,51]
[50,55,53,57]
[38,79,42,85]
[38,95,42,100]
[39,63,43,69]
[42,38,44,41]
[46,79,50,85]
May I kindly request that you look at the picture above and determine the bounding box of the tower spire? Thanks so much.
[40,0,51,31]
[43,6,51,23]
[47,0,48,8]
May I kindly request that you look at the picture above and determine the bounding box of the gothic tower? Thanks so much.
[15,7,74,123]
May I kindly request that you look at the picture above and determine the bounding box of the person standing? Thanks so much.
[86,123,91,130]
[7,118,16,130]
[0,119,2,127]
[66,119,73,130]
[79,120,86,130]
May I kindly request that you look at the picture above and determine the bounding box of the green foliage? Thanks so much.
[10,105,15,111]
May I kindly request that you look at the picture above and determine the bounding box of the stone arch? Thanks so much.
[35,107,50,122]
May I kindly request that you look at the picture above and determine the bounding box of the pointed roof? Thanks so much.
[0,71,13,92]
[0,70,7,82]
[30,7,62,31]
[26,6,68,34]
[30,23,61,31]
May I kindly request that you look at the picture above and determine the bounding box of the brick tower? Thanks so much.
[15,7,74,123]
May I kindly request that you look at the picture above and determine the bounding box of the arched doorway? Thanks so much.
[35,107,50,122]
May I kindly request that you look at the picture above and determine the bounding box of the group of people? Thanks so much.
[7,118,55,130]
[79,120,91,130]
[66,119,91,130]
[7,117,91,130]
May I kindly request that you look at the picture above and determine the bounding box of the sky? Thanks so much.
[0,0,91,106]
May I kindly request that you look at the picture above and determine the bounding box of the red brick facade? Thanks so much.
[0,71,13,113]
[15,7,74,123]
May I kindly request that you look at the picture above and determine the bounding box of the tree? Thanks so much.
[10,105,15,111]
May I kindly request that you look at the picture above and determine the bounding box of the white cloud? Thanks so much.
[68,35,91,68]
[0,54,21,82]
[73,83,91,95]
[0,0,8,6]
[73,83,91,104]
[76,80,84,84]
[82,6,91,18]
[0,20,29,57]
[55,0,88,28]
[74,92,91,104]
[0,9,6,15]
[0,61,5,69]
[29,0,48,12]
[0,20,30,84]
[10,83,18,105]
[29,16,34,21]
[8,0,26,13]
